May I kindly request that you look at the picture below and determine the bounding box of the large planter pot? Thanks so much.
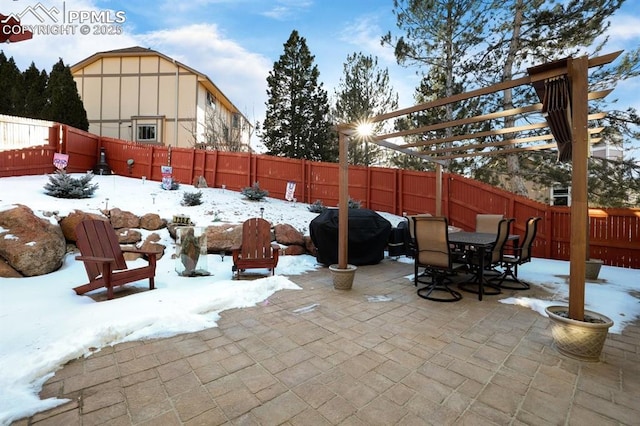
[545,305,614,362]
[585,259,604,280]
[329,264,357,290]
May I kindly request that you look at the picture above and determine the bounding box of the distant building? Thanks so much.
[590,141,624,161]
[549,141,625,206]
[71,46,250,149]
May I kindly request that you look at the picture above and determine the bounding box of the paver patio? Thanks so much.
[12,259,640,425]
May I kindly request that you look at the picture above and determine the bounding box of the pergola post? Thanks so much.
[568,55,589,321]
[338,128,349,270]
[435,163,443,216]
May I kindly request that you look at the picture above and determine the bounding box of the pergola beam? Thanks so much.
[374,104,543,141]
[390,124,603,157]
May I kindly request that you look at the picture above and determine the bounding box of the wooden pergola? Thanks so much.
[336,51,621,321]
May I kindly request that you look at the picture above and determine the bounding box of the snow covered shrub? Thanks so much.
[43,170,98,199]
[181,191,203,206]
[241,182,268,201]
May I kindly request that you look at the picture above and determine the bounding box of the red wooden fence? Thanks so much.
[1,122,638,269]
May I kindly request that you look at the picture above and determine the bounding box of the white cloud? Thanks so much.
[334,14,419,108]
[260,0,313,20]
[137,23,272,123]
[608,14,640,41]
[339,15,396,64]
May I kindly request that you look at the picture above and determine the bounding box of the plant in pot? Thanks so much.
[546,208,612,361]
[543,59,613,362]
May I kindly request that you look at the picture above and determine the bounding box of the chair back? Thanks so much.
[407,213,433,240]
[239,217,274,260]
[413,216,450,269]
[75,219,127,280]
[476,214,504,233]
[519,217,541,262]
[490,218,513,263]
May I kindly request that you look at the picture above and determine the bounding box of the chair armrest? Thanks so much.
[121,247,158,255]
[75,255,115,264]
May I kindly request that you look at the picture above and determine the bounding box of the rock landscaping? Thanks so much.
[0,205,314,278]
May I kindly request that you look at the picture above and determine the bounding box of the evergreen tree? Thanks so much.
[22,62,48,120]
[382,0,489,172]
[470,0,635,196]
[43,170,98,199]
[43,59,89,130]
[262,30,336,162]
[333,53,399,166]
[0,52,25,115]
[382,0,639,206]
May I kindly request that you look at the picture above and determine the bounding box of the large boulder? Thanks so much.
[205,224,243,253]
[124,233,165,261]
[140,213,166,231]
[303,235,316,256]
[59,210,106,242]
[140,232,165,255]
[283,245,306,255]
[0,204,66,276]
[116,228,142,244]
[274,223,305,246]
[109,208,140,229]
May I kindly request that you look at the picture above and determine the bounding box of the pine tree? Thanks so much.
[382,0,639,205]
[470,0,638,197]
[22,62,48,120]
[262,30,336,162]
[0,51,25,115]
[382,0,489,172]
[43,59,89,130]
[333,53,398,166]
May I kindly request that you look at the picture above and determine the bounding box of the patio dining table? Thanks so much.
[448,231,519,301]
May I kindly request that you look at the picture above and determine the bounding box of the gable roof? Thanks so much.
[71,46,248,122]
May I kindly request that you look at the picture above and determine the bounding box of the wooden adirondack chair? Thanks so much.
[231,217,280,279]
[73,219,158,300]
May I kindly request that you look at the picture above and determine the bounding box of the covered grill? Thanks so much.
[310,208,392,266]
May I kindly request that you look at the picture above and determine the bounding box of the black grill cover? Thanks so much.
[310,208,392,266]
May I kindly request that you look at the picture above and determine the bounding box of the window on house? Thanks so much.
[232,113,240,128]
[137,124,157,142]
[206,92,216,108]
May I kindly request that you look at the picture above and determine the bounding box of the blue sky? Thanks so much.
[2,0,640,153]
